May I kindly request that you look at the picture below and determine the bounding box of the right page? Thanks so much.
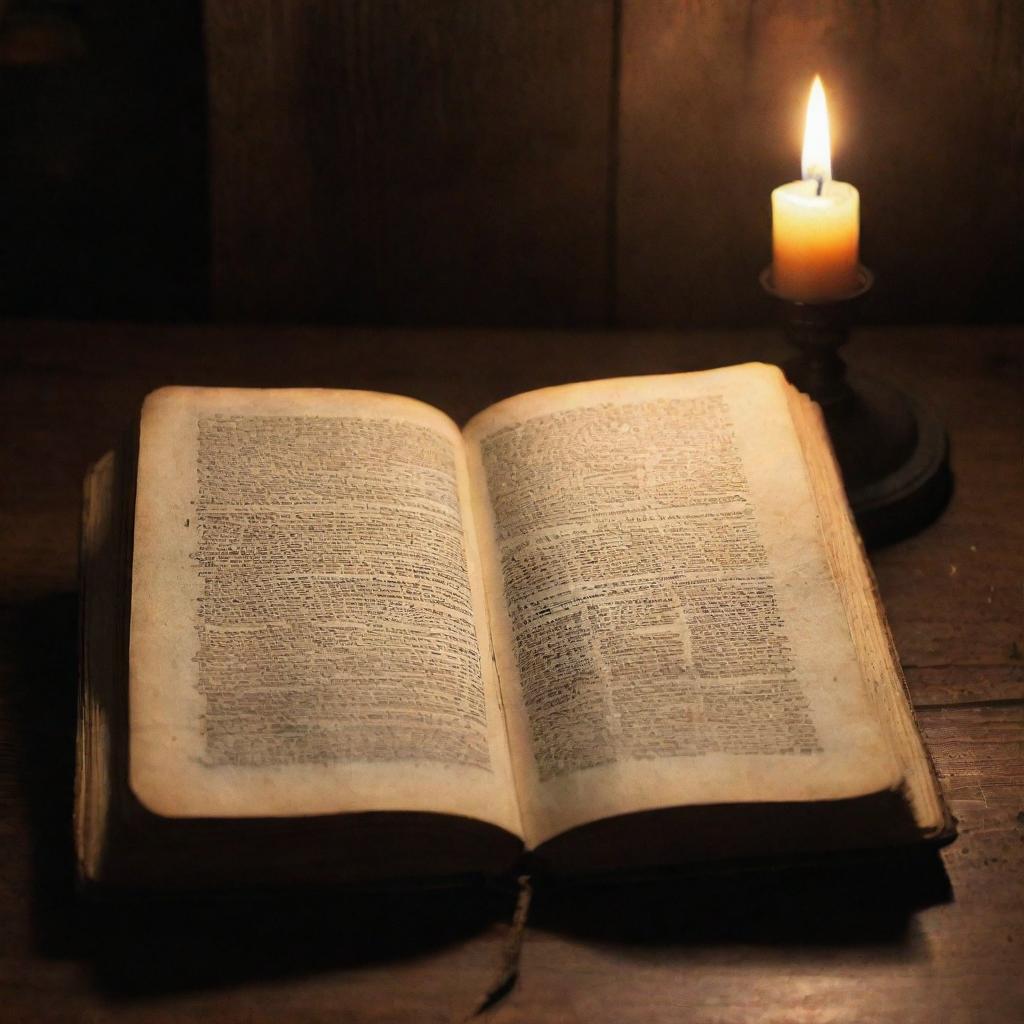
[464,364,902,849]
[787,387,948,839]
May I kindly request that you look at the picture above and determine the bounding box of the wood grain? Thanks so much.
[205,0,614,326]
[0,322,1021,1022]
[616,0,1024,328]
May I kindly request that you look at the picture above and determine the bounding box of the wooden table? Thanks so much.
[1,322,1021,1023]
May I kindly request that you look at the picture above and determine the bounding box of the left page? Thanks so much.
[128,386,522,836]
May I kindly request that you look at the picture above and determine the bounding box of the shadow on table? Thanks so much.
[2,593,81,951]
[86,884,517,995]
[5,592,953,998]
[528,845,951,955]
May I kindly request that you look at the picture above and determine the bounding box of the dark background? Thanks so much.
[1,0,1021,329]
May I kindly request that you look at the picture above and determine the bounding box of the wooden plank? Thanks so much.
[857,329,1024,682]
[205,0,614,326]
[617,0,1024,327]
[905,666,1024,709]
[919,704,1024,811]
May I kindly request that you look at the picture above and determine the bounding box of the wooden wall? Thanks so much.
[206,0,1024,328]
[0,2,1020,327]
[206,0,614,326]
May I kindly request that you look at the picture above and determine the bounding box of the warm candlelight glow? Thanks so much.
[801,76,832,186]
[771,75,859,301]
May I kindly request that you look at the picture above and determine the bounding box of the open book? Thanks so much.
[76,365,951,889]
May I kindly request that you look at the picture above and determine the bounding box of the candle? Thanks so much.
[771,76,860,301]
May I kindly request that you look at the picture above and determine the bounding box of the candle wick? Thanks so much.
[815,174,824,196]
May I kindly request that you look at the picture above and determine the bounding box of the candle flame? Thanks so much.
[801,75,832,185]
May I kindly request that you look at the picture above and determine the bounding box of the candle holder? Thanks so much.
[760,265,951,546]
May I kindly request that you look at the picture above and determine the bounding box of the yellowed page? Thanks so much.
[788,390,947,837]
[463,365,901,848]
[129,386,521,837]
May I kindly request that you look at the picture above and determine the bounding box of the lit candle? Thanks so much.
[771,76,860,301]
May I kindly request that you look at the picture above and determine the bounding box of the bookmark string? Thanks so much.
[458,873,532,1021]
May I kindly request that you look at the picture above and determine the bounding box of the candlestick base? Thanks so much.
[761,266,951,547]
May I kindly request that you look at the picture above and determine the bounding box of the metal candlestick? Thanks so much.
[761,265,951,546]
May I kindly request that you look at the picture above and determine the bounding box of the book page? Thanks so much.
[129,387,521,836]
[464,365,901,847]
[787,389,948,838]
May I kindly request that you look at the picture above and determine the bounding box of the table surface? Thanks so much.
[1,321,1021,1023]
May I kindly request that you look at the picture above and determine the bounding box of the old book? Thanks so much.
[76,365,952,890]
